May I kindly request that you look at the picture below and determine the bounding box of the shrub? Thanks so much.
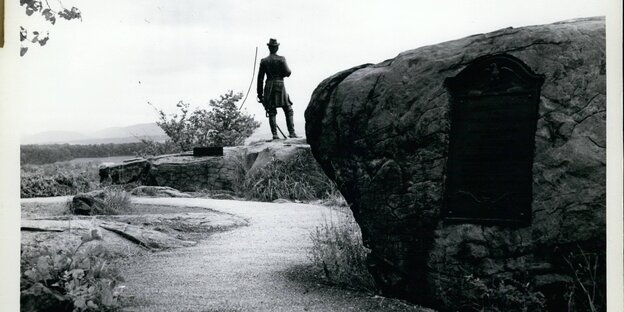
[152,91,261,151]
[308,208,375,291]
[21,172,95,198]
[242,152,338,202]
[21,162,101,198]
[21,231,124,311]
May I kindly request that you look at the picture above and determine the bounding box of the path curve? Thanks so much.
[22,197,427,311]
[121,197,419,312]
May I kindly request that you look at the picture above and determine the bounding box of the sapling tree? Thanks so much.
[151,91,261,151]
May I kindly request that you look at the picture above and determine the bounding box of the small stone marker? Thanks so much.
[443,54,544,226]
[193,146,224,157]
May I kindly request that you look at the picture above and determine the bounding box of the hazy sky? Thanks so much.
[1,0,610,136]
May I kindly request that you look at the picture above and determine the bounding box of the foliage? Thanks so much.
[563,248,605,312]
[460,274,546,312]
[308,208,375,291]
[98,187,133,215]
[152,91,261,151]
[20,0,82,56]
[21,161,101,198]
[21,232,124,311]
[136,138,182,158]
[21,143,148,165]
[242,152,338,202]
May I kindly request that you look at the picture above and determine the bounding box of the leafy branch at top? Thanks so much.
[20,0,82,56]
[21,0,82,23]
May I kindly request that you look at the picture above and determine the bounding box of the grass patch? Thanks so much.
[308,207,375,291]
[242,152,338,202]
[99,187,132,215]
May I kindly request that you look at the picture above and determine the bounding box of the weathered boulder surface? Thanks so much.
[99,138,310,192]
[70,190,107,215]
[305,17,605,310]
[99,158,150,184]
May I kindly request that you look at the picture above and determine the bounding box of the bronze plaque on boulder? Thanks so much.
[443,54,544,225]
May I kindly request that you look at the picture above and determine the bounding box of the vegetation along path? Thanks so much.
[117,197,427,312]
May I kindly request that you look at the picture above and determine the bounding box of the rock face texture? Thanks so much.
[305,17,605,310]
[100,138,311,192]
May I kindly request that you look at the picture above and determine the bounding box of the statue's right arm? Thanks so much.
[282,58,292,77]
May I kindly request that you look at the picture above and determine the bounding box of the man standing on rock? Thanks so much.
[257,38,298,140]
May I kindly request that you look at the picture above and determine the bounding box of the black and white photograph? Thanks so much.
[0,0,622,311]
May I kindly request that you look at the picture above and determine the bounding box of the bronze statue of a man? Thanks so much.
[257,38,298,140]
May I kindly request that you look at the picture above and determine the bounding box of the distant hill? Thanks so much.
[89,123,167,139]
[22,121,305,145]
[22,131,92,144]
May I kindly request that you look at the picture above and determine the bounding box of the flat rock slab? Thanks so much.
[21,210,248,251]
[99,221,197,250]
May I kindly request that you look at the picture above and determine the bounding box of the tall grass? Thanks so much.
[309,207,375,291]
[99,187,133,215]
[242,152,338,202]
[563,247,604,312]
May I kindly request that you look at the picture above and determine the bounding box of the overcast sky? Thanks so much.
[1,0,610,136]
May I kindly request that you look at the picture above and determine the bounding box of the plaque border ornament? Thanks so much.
[442,54,545,226]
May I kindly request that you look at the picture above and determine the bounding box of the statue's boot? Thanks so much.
[285,110,298,138]
[269,115,280,140]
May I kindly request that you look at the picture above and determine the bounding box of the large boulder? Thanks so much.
[70,190,107,215]
[305,17,605,310]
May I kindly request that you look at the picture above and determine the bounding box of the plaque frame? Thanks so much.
[442,54,545,226]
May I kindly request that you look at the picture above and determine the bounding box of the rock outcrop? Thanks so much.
[99,138,311,192]
[70,190,108,215]
[305,17,605,310]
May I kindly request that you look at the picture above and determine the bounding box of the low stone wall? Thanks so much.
[99,138,311,192]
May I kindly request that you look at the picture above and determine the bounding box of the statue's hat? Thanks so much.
[267,38,280,46]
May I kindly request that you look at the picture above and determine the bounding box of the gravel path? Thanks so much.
[122,198,430,312]
[22,196,429,311]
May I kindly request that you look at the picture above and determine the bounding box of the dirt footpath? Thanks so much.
[21,196,430,312]
[119,197,429,312]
